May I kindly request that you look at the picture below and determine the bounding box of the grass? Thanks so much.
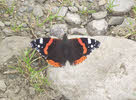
[11,23,23,32]
[78,9,96,15]
[106,0,119,13]
[0,0,15,15]
[78,2,96,15]
[124,18,136,38]
[10,22,30,32]
[9,48,49,92]
[132,6,136,19]
[133,6,136,14]
[60,0,73,6]
[123,6,136,38]
[37,7,63,27]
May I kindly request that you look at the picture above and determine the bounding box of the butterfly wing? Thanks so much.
[31,37,100,67]
[68,38,100,65]
[79,38,100,55]
[31,38,51,59]
[31,38,65,67]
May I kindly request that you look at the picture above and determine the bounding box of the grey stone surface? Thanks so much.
[29,87,35,95]
[0,21,5,27]
[69,28,87,35]
[110,17,136,36]
[0,80,7,91]
[0,36,31,64]
[5,0,14,7]
[77,5,87,11]
[19,6,27,13]
[35,0,46,3]
[107,0,135,14]
[22,23,27,28]
[92,11,107,20]
[33,5,43,17]
[64,13,81,25]
[47,35,136,100]
[108,16,124,26]
[0,30,3,42]
[16,21,21,26]
[4,21,11,26]
[50,24,68,37]
[22,0,29,6]
[99,0,106,6]
[57,7,68,17]
[87,19,108,35]
[50,0,57,2]
[87,0,94,2]
[0,98,10,100]
[27,6,33,12]
[3,28,13,36]
[68,6,78,13]
[121,17,136,27]
[51,6,59,14]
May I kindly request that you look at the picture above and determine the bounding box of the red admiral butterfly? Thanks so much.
[31,34,100,67]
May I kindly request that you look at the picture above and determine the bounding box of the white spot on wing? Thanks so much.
[38,45,40,48]
[40,38,43,44]
[91,45,94,48]
[88,39,91,44]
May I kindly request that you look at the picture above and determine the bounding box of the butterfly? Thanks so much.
[30,34,100,67]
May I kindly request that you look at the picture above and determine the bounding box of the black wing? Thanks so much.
[67,38,100,65]
[31,38,66,67]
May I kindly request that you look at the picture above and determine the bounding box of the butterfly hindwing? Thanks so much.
[66,39,85,65]
[46,39,67,67]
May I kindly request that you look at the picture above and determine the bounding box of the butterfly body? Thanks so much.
[31,34,100,67]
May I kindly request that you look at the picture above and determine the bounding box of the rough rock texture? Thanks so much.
[3,28,14,36]
[108,0,135,14]
[121,17,136,27]
[47,35,136,100]
[33,5,43,17]
[51,6,59,14]
[87,19,108,35]
[99,0,106,6]
[57,7,68,17]
[69,28,87,35]
[92,11,107,20]
[64,13,81,25]
[68,6,78,13]
[0,21,5,27]
[35,0,46,3]
[50,24,68,37]
[108,16,124,26]
[0,36,31,64]
[0,80,7,92]
[110,17,136,36]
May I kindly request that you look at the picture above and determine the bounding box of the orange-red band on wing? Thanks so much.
[77,38,87,54]
[47,60,62,67]
[74,56,87,65]
[44,38,53,55]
